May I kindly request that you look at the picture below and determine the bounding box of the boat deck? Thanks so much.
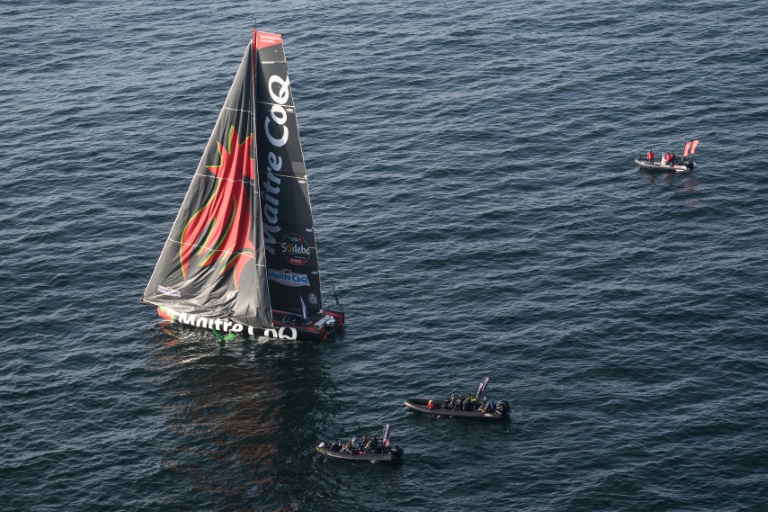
[635,157,693,172]
[404,398,508,419]
[316,443,402,462]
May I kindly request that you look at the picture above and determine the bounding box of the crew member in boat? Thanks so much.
[427,399,436,409]
[647,149,655,162]
[478,396,489,411]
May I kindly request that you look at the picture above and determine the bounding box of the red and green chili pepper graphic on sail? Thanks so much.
[180,125,255,287]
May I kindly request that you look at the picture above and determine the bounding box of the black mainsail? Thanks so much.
[254,32,323,317]
[143,30,343,341]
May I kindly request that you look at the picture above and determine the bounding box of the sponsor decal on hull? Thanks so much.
[157,307,298,340]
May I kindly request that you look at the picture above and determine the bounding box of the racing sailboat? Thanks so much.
[143,30,344,342]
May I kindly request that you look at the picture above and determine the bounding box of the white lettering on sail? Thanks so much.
[268,269,310,287]
[268,153,282,172]
[268,75,291,104]
[264,204,279,225]
[264,168,281,195]
[264,115,288,147]
[263,223,280,253]
[263,165,282,252]
[262,72,291,255]
[270,104,288,125]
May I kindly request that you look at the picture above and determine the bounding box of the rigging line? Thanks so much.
[191,173,257,185]
[258,172,310,182]
[221,107,254,113]
[191,170,310,184]
[256,100,294,108]
[169,239,269,264]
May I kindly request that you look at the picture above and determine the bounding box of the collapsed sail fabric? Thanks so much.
[255,31,323,315]
[143,41,272,327]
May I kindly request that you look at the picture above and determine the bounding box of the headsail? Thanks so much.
[143,41,272,328]
[254,31,324,317]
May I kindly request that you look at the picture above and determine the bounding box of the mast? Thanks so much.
[254,30,324,316]
[143,40,272,328]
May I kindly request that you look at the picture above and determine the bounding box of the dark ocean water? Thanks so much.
[2,1,767,510]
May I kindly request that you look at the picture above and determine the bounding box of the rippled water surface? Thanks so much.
[2,1,767,510]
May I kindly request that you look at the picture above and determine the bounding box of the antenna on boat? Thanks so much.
[325,285,343,312]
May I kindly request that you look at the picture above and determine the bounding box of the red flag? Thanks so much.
[683,141,692,157]
[475,376,490,401]
[690,140,700,155]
